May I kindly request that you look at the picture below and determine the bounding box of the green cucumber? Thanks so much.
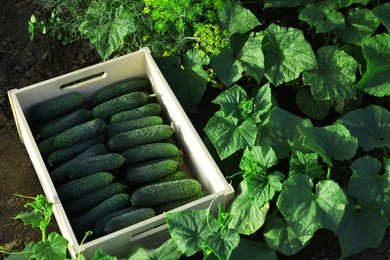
[121,142,180,164]
[70,193,130,237]
[30,92,84,123]
[148,170,187,185]
[93,78,150,105]
[93,207,136,236]
[37,108,91,139]
[51,119,105,149]
[125,159,179,186]
[153,191,206,215]
[67,153,126,180]
[130,179,203,207]
[105,116,163,138]
[38,135,57,155]
[56,172,114,202]
[107,124,174,152]
[104,208,155,234]
[110,103,162,124]
[91,92,151,121]
[46,135,105,168]
[64,182,127,217]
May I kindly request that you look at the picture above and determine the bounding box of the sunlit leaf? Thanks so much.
[128,239,182,260]
[264,0,317,8]
[299,4,345,33]
[32,232,68,260]
[239,145,278,173]
[289,151,324,179]
[205,228,241,260]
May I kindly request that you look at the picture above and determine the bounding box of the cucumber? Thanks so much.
[30,92,84,123]
[56,172,114,201]
[37,108,91,139]
[125,159,179,186]
[121,142,180,164]
[93,78,150,105]
[64,182,127,217]
[51,119,105,149]
[91,92,150,121]
[70,193,130,237]
[107,124,175,152]
[130,179,203,207]
[46,135,105,168]
[153,191,206,215]
[37,135,57,155]
[67,153,126,180]
[149,170,187,185]
[104,208,155,234]
[93,207,136,236]
[105,116,163,138]
[110,103,162,124]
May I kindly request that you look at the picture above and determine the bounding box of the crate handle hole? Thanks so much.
[60,72,107,89]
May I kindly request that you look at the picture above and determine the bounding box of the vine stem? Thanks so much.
[326,164,332,180]
[383,146,388,159]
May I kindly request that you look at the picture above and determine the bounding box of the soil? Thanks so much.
[0,1,389,259]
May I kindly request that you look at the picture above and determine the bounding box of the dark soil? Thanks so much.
[0,1,389,259]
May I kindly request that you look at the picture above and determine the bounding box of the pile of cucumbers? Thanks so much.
[30,77,206,240]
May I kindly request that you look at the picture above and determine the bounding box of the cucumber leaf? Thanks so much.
[128,239,182,260]
[205,228,241,260]
[356,33,390,97]
[335,195,389,258]
[231,239,276,260]
[263,0,317,8]
[217,0,260,36]
[339,0,373,7]
[263,216,308,256]
[373,2,390,31]
[79,3,137,60]
[300,124,358,167]
[32,232,68,260]
[289,151,324,179]
[299,4,345,33]
[348,156,390,217]
[334,7,380,46]
[295,88,334,120]
[210,33,265,87]
[212,84,247,119]
[205,112,257,160]
[262,23,317,86]
[239,145,278,173]
[337,105,390,151]
[4,242,34,260]
[332,89,364,116]
[277,174,348,244]
[303,45,359,100]
[227,181,269,235]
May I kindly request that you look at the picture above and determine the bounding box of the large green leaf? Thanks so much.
[205,228,241,260]
[339,0,373,7]
[356,33,390,97]
[335,195,389,258]
[300,123,358,166]
[210,33,264,87]
[79,3,136,59]
[337,105,390,151]
[156,51,208,113]
[128,239,182,260]
[266,107,313,159]
[299,4,345,33]
[303,45,359,100]
[277,174,348,244]
[373,2,390,31]
[231,239,276,260]
[264,0,317,8]
[239,145,278,173]
[262,24,317,86]
[227,181,269,235]
[263,216,308,256]
[295,88,334,120]
[334,7,380,46]
[348,156,390,217]
[205,112,257,160]
[32,232,68,260]
[289,151,324,179]
[217,0,260,36]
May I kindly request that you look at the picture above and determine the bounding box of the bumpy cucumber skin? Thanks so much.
[70,193,130,237]
[37,108,91,139]
[51,119,105,149]
[47,135,105,168]
[104,208,155,234]
[30,92,84,123]
[105,116,163,138]
[125,159,179,185]
[107,124,174,152]
[110,103,162,124]
[153,191,206,215]
[67,153,126,180]
[56,172,114,201]
[93,207,136,236]
[121,142,180,164]
[91,92,149,121]
[130,179,203,207]
[38,135,57,155]
[93,78,150,105]
[64,182,127,217]
[148,170,187,185]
